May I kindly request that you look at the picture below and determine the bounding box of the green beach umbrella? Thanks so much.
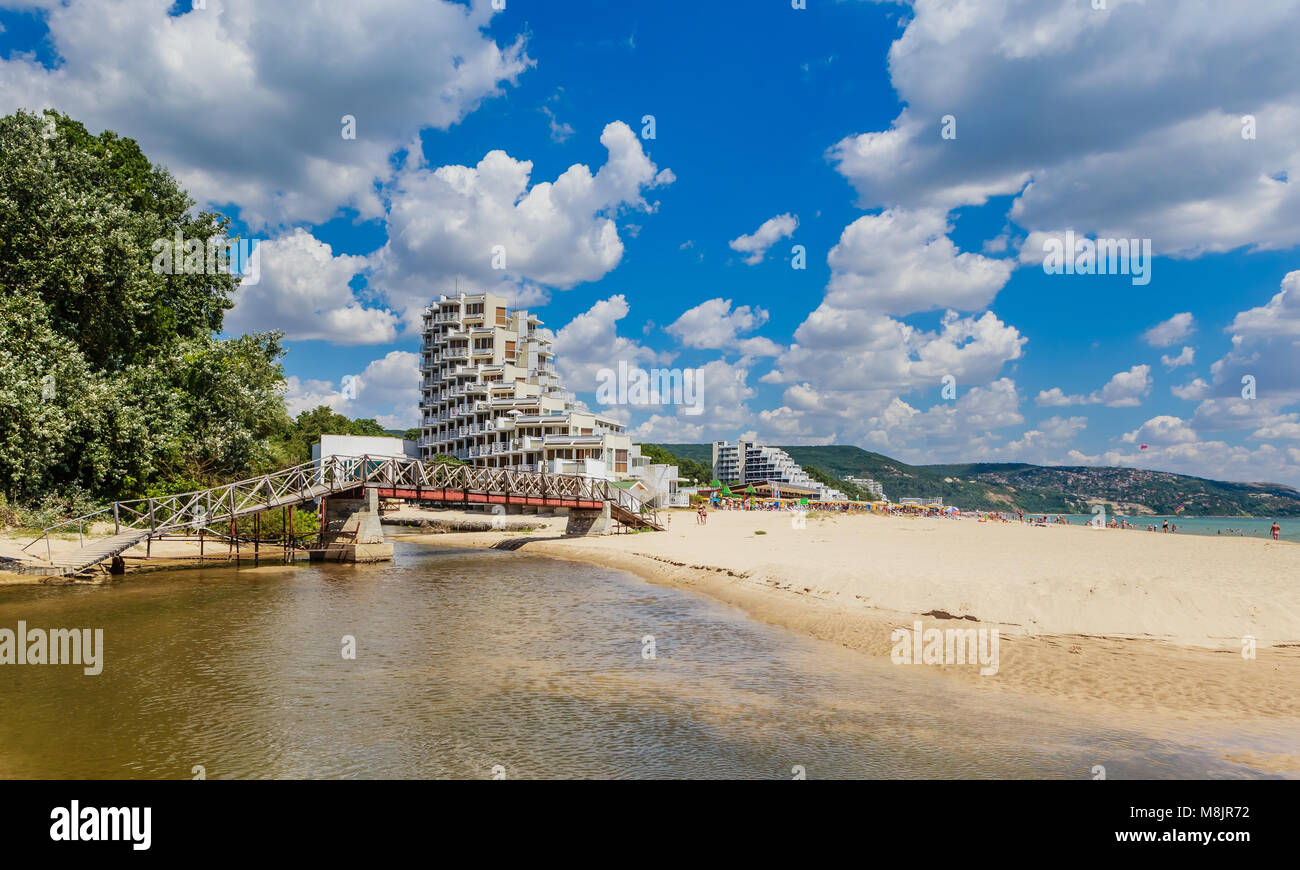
[710,478,721,488]
[744,484,756,495]
[721,485,733,497]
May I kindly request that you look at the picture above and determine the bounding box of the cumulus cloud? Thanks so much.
[224,229,395,345]
[665,298,781,356]
[550,295,672,396]
[1200,271,1300,405]
[1160,346,1195,370]
[370,121,673,326]
[766,308,1025,398]
[826,0,1300,255]
[1122,415,1199,446]
[1095,440,1300,488]
[825,209,1014,316]
[284,350,420,427]
[1172,378,1211,401]
[858,378,1025,461]
[630,357,762,441]
[0,0,531,228]
[728,213,798,265]
[1143,313,1197,347]
[1036,365,1152,408]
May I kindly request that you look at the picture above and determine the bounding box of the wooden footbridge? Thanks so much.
[18,455,663,577]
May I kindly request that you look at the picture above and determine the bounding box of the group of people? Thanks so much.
[1217,522,1282,540]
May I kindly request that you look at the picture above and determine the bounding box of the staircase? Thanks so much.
[17,530,151,578]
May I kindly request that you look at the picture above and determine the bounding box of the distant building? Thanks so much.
[418,291,631,480]
[313,434,419,463]
[844,476,887,501]
[628,445,688,508]
[711,439,847,501]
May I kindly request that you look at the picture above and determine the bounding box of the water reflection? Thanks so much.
[0,543,1289,779]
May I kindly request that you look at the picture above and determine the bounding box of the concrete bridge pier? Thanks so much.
[565,502,611,536]
[312,487,394,563]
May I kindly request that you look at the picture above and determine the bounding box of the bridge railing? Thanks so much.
[21,455,661,559]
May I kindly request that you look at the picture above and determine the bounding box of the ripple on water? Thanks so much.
[0,542,1289,779]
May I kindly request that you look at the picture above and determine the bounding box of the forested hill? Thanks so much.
[645,444,1300,516]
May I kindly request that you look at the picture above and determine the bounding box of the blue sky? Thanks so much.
[5,0,1300,485]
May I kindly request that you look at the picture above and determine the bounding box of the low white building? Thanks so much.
[628,445,688,508]
[312,435,419,464]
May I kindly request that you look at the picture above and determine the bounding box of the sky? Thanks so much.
[4,0,1300,485]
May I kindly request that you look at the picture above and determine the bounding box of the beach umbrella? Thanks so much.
[710,478,721,488]
[744,484,756,495]
[720,485,733,497]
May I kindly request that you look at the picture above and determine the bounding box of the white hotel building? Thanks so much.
[419,292,682,506]
[711,439,847,501]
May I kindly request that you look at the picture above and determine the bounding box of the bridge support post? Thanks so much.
[565,502,611,536]
[311,486,393,563]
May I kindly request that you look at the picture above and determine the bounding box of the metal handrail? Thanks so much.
[21,454,661,559]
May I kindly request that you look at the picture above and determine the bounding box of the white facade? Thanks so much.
[711,439,847,501]
[628,445,687,507]
[418,292,634,480]
[312,435,418,463]
[844,476,887,501]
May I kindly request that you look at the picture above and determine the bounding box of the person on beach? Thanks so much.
[697,504,707,525]
[1162,519,1169,533]
[1272,521,1281,540]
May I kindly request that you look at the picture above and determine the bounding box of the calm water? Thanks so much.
[0,542,1289,779]
[1056,514,1299,542]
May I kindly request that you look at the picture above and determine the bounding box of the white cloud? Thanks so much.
[766,307,1025,398]
[1096,440,1300,489]
[827,0,1300,255]
[224,229,395,345]
[728,213,798,265]
[1172,378,1211,400]
[859,378,1026,461]
[1036,365,1152,408]
[665,298,781,356]
[825,209,1014,316]
[550,295,672,396]
[1201,271,1300,405]
[1143,313,1196,347]
[370,121,673,327]
[1122,415,1199,446]
[629,357,762,441]
[0,0,531,228]
[283,350,420,427]
[1160,346,1195,370]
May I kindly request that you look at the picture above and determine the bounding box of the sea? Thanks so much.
[1055,514,1298,543]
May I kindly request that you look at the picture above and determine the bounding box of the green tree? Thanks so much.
[0,109,288,506]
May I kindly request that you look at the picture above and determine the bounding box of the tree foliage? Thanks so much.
[0,109,289,505]
[267,406,391,467]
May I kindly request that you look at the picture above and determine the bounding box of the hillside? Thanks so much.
[646,444,1300,516]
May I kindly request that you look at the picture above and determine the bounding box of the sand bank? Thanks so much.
[397,508,1300,725]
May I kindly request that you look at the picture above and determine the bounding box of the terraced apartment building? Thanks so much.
[711,439,847,501]
[418,292,635,481]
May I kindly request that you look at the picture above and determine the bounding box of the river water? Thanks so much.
[0,542,1288,779]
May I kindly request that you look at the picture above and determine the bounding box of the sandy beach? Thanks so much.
[387,507,1300,737]
[6,505,1299,757]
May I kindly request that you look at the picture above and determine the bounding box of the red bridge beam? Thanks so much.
[370,487,602,510]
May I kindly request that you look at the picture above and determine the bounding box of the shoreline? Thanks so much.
[388,509,1300,740]
[6,509,1299,751]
